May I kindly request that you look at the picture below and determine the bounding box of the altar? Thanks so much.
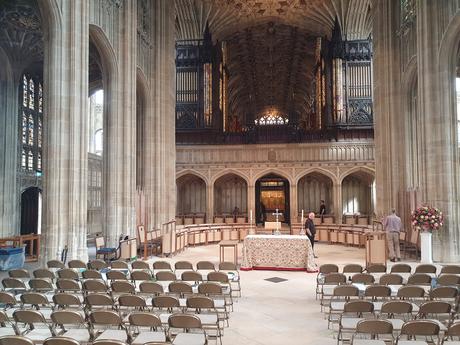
[241,234,317,272]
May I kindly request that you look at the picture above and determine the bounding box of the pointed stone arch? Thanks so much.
[297,170,335,216]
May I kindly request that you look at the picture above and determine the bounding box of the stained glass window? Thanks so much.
[20,74,43,172]
[23,76,28,107]
[38,83,43,113]
[28,79,34,109]
[255,113,289,126]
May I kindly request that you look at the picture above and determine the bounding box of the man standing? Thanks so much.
[319,200,326,222]
[384,209,402,262]
[305,212,318,258]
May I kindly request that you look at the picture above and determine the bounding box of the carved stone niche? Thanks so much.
[268,150,276,162]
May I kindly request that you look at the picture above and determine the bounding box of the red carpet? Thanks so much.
[241,266,318,273]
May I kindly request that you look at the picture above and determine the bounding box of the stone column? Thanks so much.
[146,0,176,231]
[247,183,256,224]
[333,182,342,224]
[0,49,18,236]
[290,183,298,224]
[102,1,137,245]
[41,0,89,262]
[372,0,403,217]
[206,184,213,223]
[416,2,459,261]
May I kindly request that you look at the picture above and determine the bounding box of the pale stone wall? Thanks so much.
[176,142,375,223]
[373,0,460,262]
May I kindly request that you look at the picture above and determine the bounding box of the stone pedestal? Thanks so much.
[420,231,433,264]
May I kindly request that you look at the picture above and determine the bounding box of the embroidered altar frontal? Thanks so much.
[241,235,317,272]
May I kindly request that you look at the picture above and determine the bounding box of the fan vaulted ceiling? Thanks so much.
[176,0,373,123]
[176,0,372,41]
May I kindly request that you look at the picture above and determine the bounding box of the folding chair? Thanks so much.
[351,319,394,345]
[20,293,54,321]
[380,300,414,333]
[320,273,347,312]
[441,322,460,344]
[0,336,34,345]
[207,272,233,312]
[131,261,151,272]
[186,296,222,344]
[2,278,28,295]
[416,301,452,332]
[127,312,166,345]
[9,269,29,279]
[88,311,128,343]
[0,311,18,337]
[337,300,375,345]
[13,310,54,343]
[67,260,86,270]
[88,260,108,271]
[47,261,65,269]
[396,320,440,345]
[155,271,176,282]
[82,270,103,280]
[138,282,164,297]
[181,271,203,285]
[167,314,207,345]
[152,261,172,272]
[50,310,91,343]
[32,270,55,282]
[327,285,360,329]
[168,282,193,298]
[106,271,129,282]
[316,264,340,299]
[415,264,437,275]
[174,261,194,271]
[218,262,241,298]
[43,337,80,345]
[196,261,216,273]
[56,270,79,281]
[118,295,148,320]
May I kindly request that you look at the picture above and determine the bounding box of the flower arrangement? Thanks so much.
[411,206,443,231]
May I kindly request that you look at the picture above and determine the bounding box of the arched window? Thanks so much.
[254,113,289,126]
[20,74,43,172]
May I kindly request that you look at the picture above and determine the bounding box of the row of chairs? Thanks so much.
[318,272,460,309]
[344,318,460,345]
[318,263,460,278]
[336,300,460,344]
[4,268,241,298]
[0,284,232,317]
[0,309,214,345]
[328,285,459,328]
[46,259,232,274]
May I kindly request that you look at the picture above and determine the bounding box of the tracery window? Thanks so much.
[254,113,289,126]
[20,74,43,172]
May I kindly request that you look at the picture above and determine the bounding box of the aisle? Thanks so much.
[172,243,365,345]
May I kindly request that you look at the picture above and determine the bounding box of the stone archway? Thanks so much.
[297,172,333,216]
[214,173,248,218]
[255,173,290,225]
[341,170,375,224]
[21,187,42,235]
[176,174,207,221]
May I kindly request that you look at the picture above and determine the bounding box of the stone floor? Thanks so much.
[16,242,424,345]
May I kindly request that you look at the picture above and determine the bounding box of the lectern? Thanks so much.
[365,231,387,266]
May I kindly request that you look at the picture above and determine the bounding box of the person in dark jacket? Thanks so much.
[305,212,318,258]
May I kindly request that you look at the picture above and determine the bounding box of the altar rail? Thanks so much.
[161,222,255,257]
[291,223,373,247]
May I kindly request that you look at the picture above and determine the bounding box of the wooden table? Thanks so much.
[219,240,239,265]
